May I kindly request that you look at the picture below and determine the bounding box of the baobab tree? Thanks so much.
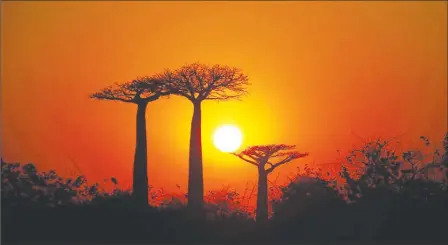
[90,77,169,207]
[156,63,249,218]
[233,144,308,224]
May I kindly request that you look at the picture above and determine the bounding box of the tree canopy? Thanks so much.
[90,76,170,103]
[155,63,250,102]
[234,144,309,173]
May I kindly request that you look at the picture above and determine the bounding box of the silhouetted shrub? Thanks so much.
[2,134,448,244]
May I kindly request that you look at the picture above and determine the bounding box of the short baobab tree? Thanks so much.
[90,77,169,207]
[233,144,308,224]
[156,63,250,218]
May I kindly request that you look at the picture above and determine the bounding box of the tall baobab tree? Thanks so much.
[233,144,308,224]
[90,77,169,207]
[156,63,250,218]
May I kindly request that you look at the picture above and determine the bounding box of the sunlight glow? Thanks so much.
[213,125,243,153]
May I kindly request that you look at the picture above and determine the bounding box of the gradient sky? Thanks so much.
[2,1,447,193]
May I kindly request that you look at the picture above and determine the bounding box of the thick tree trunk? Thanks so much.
[187,101,204,220]
[256,167,269,225]
[132,102,149,207]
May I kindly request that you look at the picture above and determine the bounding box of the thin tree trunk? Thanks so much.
[132,102,149,207]
[187,101,204,220]
[256,167,269,225]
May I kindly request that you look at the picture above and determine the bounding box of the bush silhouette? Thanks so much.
[2,134,448,244]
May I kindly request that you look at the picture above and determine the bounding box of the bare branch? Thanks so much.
[90,83,136,103]
[233,144,309,174]
[232,153,258,167]
[153,70,194,101]
[266,152,309,174]
[90,76,171,104]
[155,63,250,103]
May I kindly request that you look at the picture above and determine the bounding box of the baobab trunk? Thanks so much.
[187,101,204,219]
[256,167,269,225]
[132,102,149,207]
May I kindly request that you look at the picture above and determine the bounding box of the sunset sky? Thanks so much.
[2,1,447,193]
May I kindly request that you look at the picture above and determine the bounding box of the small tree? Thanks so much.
[233,144,308,224]
[90,77,169,207]
[157,63,250,219]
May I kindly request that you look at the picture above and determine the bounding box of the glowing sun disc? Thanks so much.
[213,125,243,153]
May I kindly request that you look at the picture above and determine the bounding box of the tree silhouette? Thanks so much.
[156,63,249,219]
[233,144,308,224]
[90,77,169,207]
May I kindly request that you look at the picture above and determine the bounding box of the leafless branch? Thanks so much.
[234,144,309,174]
[266,152,309,174]
[90,76,171,104]
[155,63,250,103]
[232,153,258,167]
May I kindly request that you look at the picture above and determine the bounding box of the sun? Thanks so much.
[213,125,243,153]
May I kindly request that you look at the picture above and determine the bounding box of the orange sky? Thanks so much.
[1,1,447,193]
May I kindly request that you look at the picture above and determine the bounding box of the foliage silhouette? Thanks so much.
[271,174,349,241]
[233,144,308,225]
[156,63,250,219]
[1,159,256,244]
[2,134,448,244]
[90,77,170,207]
[334,136,448,241]
[266,134,448,242]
